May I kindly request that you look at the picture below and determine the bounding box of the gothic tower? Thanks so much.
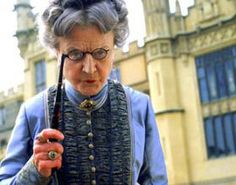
[142,0,170,38]
[142,0,190,183]
[14,0,35,58]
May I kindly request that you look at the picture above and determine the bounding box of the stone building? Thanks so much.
[0,0,236,184]
[0,85,23,160]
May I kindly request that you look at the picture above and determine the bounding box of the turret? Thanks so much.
[175,0,182,16]
[14,0,36,57]
[175,0,185,33]
[141,0,171,39]
[141,0,190,183]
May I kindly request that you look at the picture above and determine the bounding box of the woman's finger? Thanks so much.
[34,129,64,144]
[35,156,63,177]
[34,142,64,154]
[41,129,64,141]
[34,152,62,166]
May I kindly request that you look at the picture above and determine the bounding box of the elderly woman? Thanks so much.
[0,0,167,184]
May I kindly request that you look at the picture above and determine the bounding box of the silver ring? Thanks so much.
[48,151,58,160]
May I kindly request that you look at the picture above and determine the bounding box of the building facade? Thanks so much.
[0,85,23,160]
[0,0,236,184]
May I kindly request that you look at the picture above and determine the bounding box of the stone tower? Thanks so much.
[14,0,36,57]
[142,0,171,38]
[142,0,190,183]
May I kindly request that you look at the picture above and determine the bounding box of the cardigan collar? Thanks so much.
[64,80,108,111]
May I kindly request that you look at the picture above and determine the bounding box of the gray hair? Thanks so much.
[39,0,129,50]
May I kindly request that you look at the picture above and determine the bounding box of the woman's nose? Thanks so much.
[82,55,96,74]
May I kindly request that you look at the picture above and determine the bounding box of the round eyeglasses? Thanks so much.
[64,48,110,61]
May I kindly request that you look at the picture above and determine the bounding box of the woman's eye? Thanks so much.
[92,48,108,60]
[68,51,84,60]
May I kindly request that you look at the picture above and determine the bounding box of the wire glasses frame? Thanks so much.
[64,48,110,61]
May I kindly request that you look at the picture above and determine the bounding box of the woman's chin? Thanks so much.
[78,88,100,97]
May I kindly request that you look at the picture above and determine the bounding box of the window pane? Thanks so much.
[205,118,215,158]
[224,114,235,155]
[35,60,46,93]
[232,46,236,57]
[214,117,225,156]
[197,66,209,102]
[199,79,209,102]
[0,108,5,126]
[196,45,236,103]
[225,60,236,95]
[0,109,2,125]
[215,62,227,98]
[36,63,41,84]
[206,66,218,100]
[204,112,236,159]
[197,67,205,78]
[233,113,236,146]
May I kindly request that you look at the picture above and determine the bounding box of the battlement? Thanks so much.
[115,39,145,62]
[0,84,24,102]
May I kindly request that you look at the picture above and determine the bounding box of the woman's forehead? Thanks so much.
[68,25,113,39]
[58,26,114,50]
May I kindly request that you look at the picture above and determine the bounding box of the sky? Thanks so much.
[0,0,194,92]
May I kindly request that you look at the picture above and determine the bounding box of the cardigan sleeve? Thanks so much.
[125,86,168,185]
[137,98,168,185]
[0,92,50,185]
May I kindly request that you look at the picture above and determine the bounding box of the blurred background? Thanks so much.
[0,0,236,184]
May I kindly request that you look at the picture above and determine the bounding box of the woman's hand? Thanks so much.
[33,129,64,177]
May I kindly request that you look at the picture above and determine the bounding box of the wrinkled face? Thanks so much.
[57,25,114,96]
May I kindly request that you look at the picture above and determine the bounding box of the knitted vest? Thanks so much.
[47,80,132,185]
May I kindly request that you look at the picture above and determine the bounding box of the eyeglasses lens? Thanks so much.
[67,48,109,61]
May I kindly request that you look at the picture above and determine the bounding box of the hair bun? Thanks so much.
[61,0,105,9]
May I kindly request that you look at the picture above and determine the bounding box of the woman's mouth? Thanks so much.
[85,80,96,83]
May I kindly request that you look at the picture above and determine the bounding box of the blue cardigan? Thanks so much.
[0,81,168,185]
